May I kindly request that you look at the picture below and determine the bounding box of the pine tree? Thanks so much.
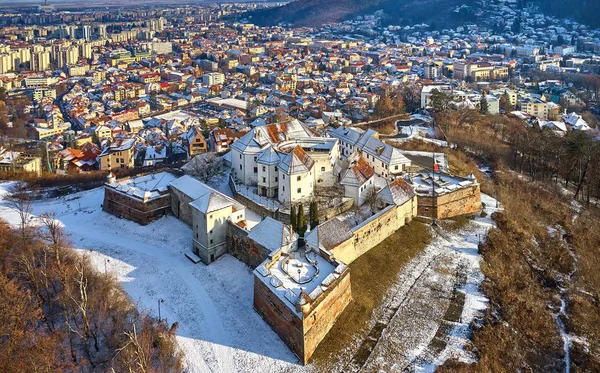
[480,95,489,115]
[290,204,297,232]
[297,203,307,237]
[309,201,319,228]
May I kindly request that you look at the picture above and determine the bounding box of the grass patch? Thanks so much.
[310,221,432,368]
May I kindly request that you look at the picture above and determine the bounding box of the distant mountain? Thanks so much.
[242,0,478,28]
[242,0,600,30]
[530,0,600,29]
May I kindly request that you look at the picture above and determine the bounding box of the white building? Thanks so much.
[340,155,375,206]
[202,72,225,86]
[330,126,411,179]
[230,119,340,205]
[169,175,246,264]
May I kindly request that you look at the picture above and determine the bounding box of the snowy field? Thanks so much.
[0,182,307,373]
[0,179,497,373]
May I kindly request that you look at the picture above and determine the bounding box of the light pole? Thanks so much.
[158,298,164,321]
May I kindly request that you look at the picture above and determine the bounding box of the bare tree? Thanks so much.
[184,153,224,183]
[363,187,380,216]
[40,212,66,247]
[6,182,33,239]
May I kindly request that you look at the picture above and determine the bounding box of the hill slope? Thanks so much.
[243,0,599,29]
[244,0,476,28]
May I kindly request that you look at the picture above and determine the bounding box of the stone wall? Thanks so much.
[302,269,352,363]
[417,184,481,220]
[169,186,195,226]
[253,260,352,365]
[226,222,273,268]
[102,187,170,225]
[329,198,417,265]
[253,276,305,360]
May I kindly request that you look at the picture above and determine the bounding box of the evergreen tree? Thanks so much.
[309,201,319,228]
[297,203,307,237]
[479,95,489,115]
[290,204,297,232]
[500,92,512,113]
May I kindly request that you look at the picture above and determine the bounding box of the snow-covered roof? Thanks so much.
[279,145,314,175]
[248,217,295,254]
[404,172,476,197]
[305,218,353,252]
[169,175,244,212]
[378,178,415,206]
[189,191,234,214]
[256,145,282,165]
[341,156,374,187]
[105,172,177,202]
[253,248,337,317]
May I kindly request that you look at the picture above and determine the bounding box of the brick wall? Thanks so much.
[302,270,352,363]
[102,187,170,225]
[417,184,481,219]
[253,276,305,360]
[226,222,273,268]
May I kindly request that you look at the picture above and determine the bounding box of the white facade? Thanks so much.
[330,126,411,179]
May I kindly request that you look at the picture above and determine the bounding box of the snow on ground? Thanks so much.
[0,182,308,373]
[359,195,498,372]
[0,179,497,373]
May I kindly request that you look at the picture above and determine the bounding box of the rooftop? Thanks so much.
[105,172,177,202]
[254,248,342,317]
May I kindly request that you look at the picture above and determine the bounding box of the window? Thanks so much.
[239,165,242,170]
[239,154,242,159]
[297,176,301,181]
[254,167,258,173]
[282,174,285,180]
[262,177,266,182]
[275,177,278,182]
[282,186,285,191]
[209,229,213,234]
[395,165,398,170]
[321,167,325,171]
[275,166,278,171]
[262,166,266,172]
[210,239,213,244]
[297,188,301,193]
[253,157,257,161]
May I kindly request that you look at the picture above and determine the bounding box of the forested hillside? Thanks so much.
[244,0,599,29]
[0,186,183,373]
[244,0,476,28]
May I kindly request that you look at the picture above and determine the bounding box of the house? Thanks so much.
[184,125,208,157]
[98,137,137,171]
[55,147,99,173]
[562,112,591,131]
[209,128,248,153]
[168,175,246,264]
[330,126,411,179]
[0,150,42,175]
[340,155,375,206]
[230,120,340,205]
